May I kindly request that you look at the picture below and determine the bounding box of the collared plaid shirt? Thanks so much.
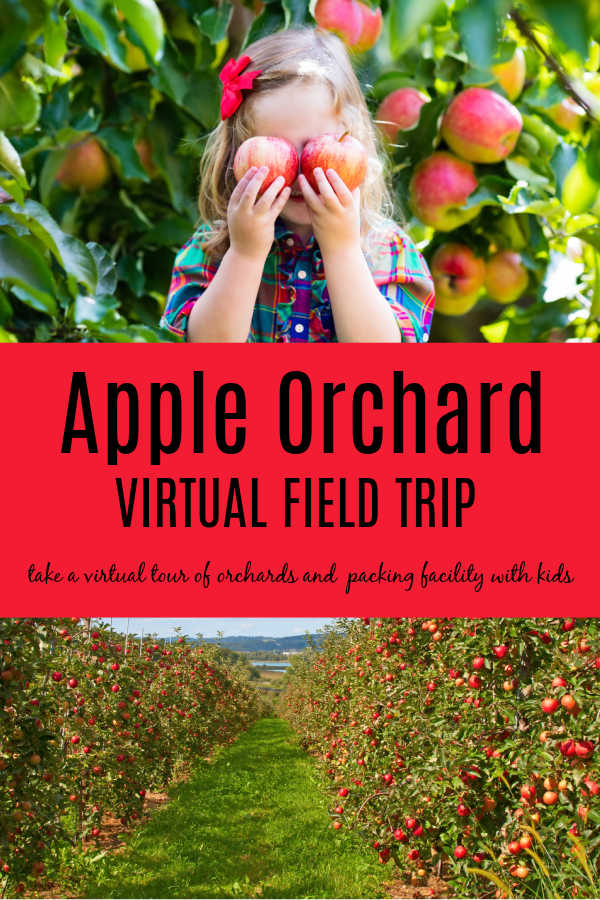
[161,219,435,342]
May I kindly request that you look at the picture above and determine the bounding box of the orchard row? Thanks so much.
[0,619,263,894]
[281,618,599,898]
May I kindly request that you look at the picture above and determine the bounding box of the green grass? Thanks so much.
[83,718,385,899]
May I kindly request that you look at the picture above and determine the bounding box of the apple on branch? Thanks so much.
[430,242,486,316]
[376,88,428,142]
[314,0,382,52]
[441,87,523,163]
[409,151,480,231]
[485,250,529,304]
[233,136,299,194]
[300,132,368,192]
[56,137,112,192]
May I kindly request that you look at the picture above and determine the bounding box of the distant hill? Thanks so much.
[200,634,324,652]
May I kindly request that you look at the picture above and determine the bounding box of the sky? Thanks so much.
[96,618,336,638]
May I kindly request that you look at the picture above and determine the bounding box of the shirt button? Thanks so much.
[294,323,304,333]
[297,269,307,279]
[422,333,429,342]
[286,237,294,246]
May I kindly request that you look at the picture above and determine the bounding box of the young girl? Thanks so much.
[161,27,434,343]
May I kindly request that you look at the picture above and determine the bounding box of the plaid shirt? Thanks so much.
[161,220,434,342]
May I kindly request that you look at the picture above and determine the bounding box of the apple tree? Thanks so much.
[0,0,599,342]
[281,617,600,898]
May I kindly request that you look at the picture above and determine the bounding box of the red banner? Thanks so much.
[2,344,597,612]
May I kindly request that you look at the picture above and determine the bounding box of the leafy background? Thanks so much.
[1,0,599,342]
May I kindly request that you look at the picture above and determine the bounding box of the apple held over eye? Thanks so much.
[430,242,486,316]
[233,136,299,195]
[441,87,523,163]
[300,132,368,192]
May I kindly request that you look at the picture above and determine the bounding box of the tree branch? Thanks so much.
[509,7,598,121]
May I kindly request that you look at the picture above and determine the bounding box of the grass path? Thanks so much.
[84,718,385,899]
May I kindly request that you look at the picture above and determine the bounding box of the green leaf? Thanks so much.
[21,52,68,83]
[197,3,233,44]
[0,131,27,187]
[0,175,25,206]
[0,232,57,315]
[389,0,444,57]
[86,241,117,296]
[243,6,286,47]
[4,199,98,291]
[505,159,550,188]
[0,324,17,342]
[40,83,70,133]
[67,0,131,72]
[96,126,149,180]
[44,10,68,69]
[0,70,41,133]
[182,71,220,128]
[115,0,165,62]
[150,40,188,106]
[463,175,512,210]
[141,215,194,248]
[574,225,600,252]
[0,0,28,77]
[147,107,193,216]
[282,0,308,27]
[393,96,446,163]
[372,72,416,101]
[550,140,578,199]
[74,292,118,324]
[537,0,588,58]
[116,253,145,296]
[456,0,499,70]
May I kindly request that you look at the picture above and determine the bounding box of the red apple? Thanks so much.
[56,137,111,192]
[485,250,529,304]
[409,152,480,231]
[300,132,367,192]
[430,243,485,316]
[313,0,363,47]
[353,2,382,52]
[441,88,523,163]
[492,48,526,101]
[376,88,428,141]
[233,136,298,195]
[541,697,559,713]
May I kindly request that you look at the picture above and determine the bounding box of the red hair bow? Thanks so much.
[220,55,262,120]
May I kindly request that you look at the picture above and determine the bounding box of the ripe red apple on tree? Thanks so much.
[314,0,363,46]
[376,88,428,141]
[314,0,382,52]
[484,250,529,304]
[56,137,111,192]
[233,137,299,195]
[430,242,486,316]
[441,87,523,163]
[353,2,383,52]
[409,152,480,231]
[300,132,367,192]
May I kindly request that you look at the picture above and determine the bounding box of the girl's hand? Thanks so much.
[228,166,291,261]
[298,167,361,256]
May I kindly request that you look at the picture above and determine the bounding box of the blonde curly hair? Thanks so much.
[197,26,394,261]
